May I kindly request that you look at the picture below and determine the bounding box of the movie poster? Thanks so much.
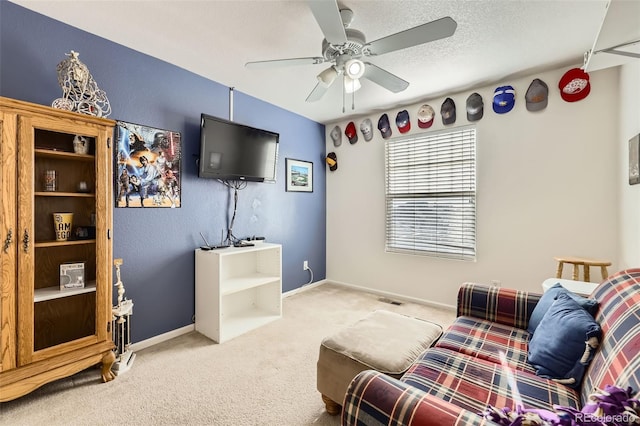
[115,121,182,208]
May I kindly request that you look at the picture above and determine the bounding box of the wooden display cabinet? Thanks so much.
[0,97,116,401]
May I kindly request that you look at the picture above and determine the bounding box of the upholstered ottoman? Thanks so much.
[316,309,443,415]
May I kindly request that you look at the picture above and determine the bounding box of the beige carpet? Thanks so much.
[0,283,456,425]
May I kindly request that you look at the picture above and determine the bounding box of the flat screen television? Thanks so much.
[198,114,279,182]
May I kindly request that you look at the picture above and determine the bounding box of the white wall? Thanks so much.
[618,61,640,268]
[326,66,622,306]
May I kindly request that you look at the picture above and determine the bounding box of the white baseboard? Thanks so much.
[130,279,451,352]
[130,281,326,351]
[327,279,456,311]
[283,279,327,298]
[130,324,195,352]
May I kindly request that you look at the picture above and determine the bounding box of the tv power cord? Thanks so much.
[221,179,247,246]
[303,266,314,287]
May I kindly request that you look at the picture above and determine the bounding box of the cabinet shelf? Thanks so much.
[34,148,94,161]
[35,191,95,197]
[221,273,280,296]
[34,283,96,302]
[35,239,96,248]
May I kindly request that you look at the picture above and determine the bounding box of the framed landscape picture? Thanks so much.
[115,121,182,207]
[630,134,639,185]
[286,158,313,192]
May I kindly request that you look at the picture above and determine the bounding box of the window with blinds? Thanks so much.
[385,127,476,260]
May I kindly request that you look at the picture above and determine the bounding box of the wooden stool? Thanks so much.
[554,256,611,282]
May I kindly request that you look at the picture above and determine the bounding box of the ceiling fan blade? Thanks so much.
[367,16,457,56]
[306,81,331,102]
[308,0,348,45]
[362,63,409,93]
[245,57,324,69]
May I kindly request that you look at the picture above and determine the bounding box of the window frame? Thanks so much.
[384,125,477,261]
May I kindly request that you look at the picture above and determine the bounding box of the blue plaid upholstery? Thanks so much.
[342,270,640,426]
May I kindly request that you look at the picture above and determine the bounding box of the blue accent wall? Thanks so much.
[1,1,327,342]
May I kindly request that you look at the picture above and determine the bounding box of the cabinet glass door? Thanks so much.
[17,115,111,365]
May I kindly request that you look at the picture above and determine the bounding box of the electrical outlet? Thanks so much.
[303,260,309,271]
[491,279,501,287]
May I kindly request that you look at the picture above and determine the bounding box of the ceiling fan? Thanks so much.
[245,0,457,105]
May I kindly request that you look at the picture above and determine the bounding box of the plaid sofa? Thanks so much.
[342,268,640,426]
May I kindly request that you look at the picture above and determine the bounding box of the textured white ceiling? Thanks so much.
[11,0,612,124]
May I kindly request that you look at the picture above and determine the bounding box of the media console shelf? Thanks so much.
[195,243,282,343]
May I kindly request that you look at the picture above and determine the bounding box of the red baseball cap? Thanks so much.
[345,121,358,144]
[558,68,590,102]
[417,104,435,128]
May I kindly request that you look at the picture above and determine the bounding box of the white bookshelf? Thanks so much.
[195,243,282,343]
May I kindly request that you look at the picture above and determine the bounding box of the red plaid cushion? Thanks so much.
[342,370,499,426]
[435,316,536,375]
[401,348,581,414]
[582,268,640,405]
[457,283,541,329]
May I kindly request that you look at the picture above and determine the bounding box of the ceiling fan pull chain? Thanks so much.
[352,89,355,110]
[342,74,346,113]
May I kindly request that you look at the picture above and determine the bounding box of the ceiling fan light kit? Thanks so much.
[245,0,457,111]
[317,66,338,86]
[345,58,365,79]
[344,75,361,94]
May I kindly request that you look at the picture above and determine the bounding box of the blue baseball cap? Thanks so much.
[493,85,516,114]
[378,113,392,139]
[395,110,411,133]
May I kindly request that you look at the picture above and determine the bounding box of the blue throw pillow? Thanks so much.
[527,292,601,389]
[527,283,598,335]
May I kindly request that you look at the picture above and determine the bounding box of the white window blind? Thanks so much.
[385,127,476,260]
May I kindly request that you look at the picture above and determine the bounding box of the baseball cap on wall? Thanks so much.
[378,113,392,139]
[345,121,358,144]
[417,104,435,128]
[360,118,373,141]
[466,93,483,122]
[330,125,342,147]
[396,110,411,133]
[558,68,590,102]
[493,85,516,114]
[525,78,549,111]
[441,98,456,125]
[326,152,338,171]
